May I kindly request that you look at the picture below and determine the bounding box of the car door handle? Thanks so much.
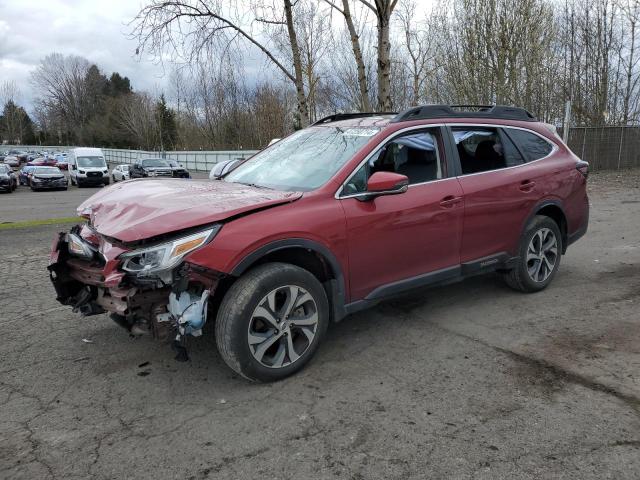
[519,180,536,192]
[440,195,463,208]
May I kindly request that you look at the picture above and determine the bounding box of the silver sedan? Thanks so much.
[111,164,130,182]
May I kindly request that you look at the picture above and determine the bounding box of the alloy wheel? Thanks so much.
[526,227,558,282]
[247,285,319,369]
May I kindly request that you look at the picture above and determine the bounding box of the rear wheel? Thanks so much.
[503,215,562,293]
[215,262,329,382]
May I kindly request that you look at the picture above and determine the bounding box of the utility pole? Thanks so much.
[563,100,571,143]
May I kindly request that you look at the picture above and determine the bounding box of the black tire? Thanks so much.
[215,262,329,382]
[112,174,116,183]
[503,215,563,293]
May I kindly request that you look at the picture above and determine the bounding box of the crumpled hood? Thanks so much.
[78,179,302,242]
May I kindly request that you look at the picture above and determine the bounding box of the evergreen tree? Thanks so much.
[108,73,132,96]
[0,100,35,144]
[155,94,177,150]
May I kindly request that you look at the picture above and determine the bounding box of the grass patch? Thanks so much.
[0,216,84,230]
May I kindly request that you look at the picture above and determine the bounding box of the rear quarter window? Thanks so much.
[506,129,554,162]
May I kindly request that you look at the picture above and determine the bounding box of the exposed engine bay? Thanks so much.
[48,223,221,361]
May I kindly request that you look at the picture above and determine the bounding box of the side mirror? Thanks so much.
[210,159,243,180]
[71,165,77,170]
[357,171,409,201]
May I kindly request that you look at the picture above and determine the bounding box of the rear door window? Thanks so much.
[500,130,526,167]
[452,127,506,174]
[504,128,554,161]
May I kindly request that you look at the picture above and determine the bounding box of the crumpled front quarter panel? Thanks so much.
[185,194,349,290]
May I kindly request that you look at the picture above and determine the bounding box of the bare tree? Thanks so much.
[30,53,92,135]
[131,0,311,127]
[396,0,435,105]
[322,0,372,110]
[0,80,20,108]
[117,92,160,149]
[617,0,640,123]
[359,0,399,110]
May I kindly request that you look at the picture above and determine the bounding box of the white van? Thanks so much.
[68,147,109,187]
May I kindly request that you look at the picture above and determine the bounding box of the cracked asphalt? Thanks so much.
[1,170,639,479]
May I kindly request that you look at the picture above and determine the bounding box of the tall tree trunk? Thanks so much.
[623,14,636,124]
[376,13,392,110]
[360,0,397,111]
[341,0,372,111]
[284,0,309,128]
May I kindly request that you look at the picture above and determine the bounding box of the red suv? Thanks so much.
[49,105,589,382]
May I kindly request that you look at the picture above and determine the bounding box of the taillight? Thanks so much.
[576,160,589,178]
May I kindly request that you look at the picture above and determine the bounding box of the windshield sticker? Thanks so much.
[342,128,379,137]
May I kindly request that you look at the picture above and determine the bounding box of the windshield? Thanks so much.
[121,165,129,171]
[142,159,169,167]
[225,126,379,191]
[35,167,62,175]
[77,156,105,168]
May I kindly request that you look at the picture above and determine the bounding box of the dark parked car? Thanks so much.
[30,166,68,191]
[15,151,29,163]
[18,165,37,186]
[50,105,589,382]
[129,158,173,178]
[0,163,18,192]
[166,159,190,178]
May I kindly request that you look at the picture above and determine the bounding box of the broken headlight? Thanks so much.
[67,233,95,259]
[120,226,220,275]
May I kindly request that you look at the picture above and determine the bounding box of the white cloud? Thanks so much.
[0,0,173,113]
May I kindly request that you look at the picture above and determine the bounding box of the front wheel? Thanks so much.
[503,215,562,293]
[215,262,329,382]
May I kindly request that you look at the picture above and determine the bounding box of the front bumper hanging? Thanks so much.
[48,226,220,359]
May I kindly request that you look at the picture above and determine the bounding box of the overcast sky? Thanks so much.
[0,0,173,113]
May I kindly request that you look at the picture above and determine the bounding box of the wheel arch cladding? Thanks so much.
[230,239,348,322]
[534,202,568,254]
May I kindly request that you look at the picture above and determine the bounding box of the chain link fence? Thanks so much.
[101,149,259,172]
[5,126,640,172]
[563,126,640,171]
[1,146,258,172]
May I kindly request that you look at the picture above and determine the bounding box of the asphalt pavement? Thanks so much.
[0,165,210,223]
[0,169,639,479]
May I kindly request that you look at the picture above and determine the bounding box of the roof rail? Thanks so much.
[311,112,397,126]
[391,104,537,123]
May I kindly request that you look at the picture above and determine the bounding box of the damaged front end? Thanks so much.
[48,223,222,360]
